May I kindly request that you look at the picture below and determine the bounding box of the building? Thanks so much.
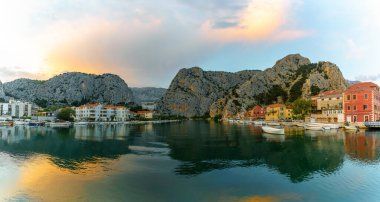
[245,106,266,120]
[75,104,132,122]
[343,82,380,123]
[141,102,157,111]
[136,111,154,119]
[0,99,32,118]
[265,104,293,121]
[311,90,344,123]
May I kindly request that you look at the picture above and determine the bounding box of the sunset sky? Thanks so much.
[0,0,379,87]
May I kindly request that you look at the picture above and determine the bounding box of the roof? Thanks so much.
[318,90,343,97]
[104,105,127,109]
[345,82,380,93]
[77,104,102,109]
[136,110,153,114]
[267,104,285,108]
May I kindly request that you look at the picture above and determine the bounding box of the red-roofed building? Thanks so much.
[245,106,266,120]
[343,82,380,123]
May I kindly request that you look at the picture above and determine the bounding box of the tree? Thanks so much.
[292,99,312,120]
[57,108,76,122]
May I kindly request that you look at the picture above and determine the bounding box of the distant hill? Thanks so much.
[131,87,166,103]
[158,54,348,118]
[3,72,134,107]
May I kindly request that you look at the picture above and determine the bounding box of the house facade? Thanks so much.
[0,99,32,118]
[343,82,380,123]
[245,106,266,120]
[265,104,293,121]
[75,104,132,122]
[311,90,344,123]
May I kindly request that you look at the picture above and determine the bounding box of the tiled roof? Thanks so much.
[267,104,285,108]
[346,82,379,92]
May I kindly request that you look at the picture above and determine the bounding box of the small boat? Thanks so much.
[14,120,27,126]
[74,121,89,126]
[305,123,324,131]
[253,121,264,126]
[48,122,72,128]
[345,126,358,131]
[28,121,45,127]
[323,124,340,129]
[267,122,281,126]
[262,126,285,135]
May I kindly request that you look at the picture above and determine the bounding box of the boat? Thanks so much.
[345,126,358,131]
[48,122,72,128]
[28,121,46,127]
[74,121,89,126]
[305,123,324,131]
[14,120,27,126]
[323,123,340,129]
[267,122,281,126]
[253,121,265,126]
[262,126,285,135]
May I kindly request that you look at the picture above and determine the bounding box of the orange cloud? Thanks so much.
[202,0,307,42]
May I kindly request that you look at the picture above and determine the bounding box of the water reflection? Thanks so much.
[1,122,380,183]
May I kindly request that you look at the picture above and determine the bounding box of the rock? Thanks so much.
[0,81,5,99]
[158,67,260,117]
[131,87,167,103]
[4,72,134,107]
[159,54,348,118]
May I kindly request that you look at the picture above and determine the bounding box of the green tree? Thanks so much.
[292,99,312,120]
[57,108,76,121]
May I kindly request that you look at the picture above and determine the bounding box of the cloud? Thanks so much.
[355,74,380,82]
[0,0,308,87]
[0,67,49,82]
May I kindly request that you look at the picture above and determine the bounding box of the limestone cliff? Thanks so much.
[4,72,134,107]
[158,67,260,117]
[159,54,348,118]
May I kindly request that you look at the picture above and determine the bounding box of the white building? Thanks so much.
[75,104,133,122]
[0,99,32,118]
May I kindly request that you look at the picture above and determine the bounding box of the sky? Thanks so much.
[0,0,379,87]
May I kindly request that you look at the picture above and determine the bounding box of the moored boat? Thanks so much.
[48,122,72,128]
[262,126,285,135]
[28,121,46,127]
[345,126,358,131]
[305,123,324,131]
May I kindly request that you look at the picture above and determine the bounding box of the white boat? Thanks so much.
[262,126,285,135]
[267,122,281,126]
[14,120,27,126]
[305,123,324,131]
[345,126,358,131]
[253,121,264,126]
[74,122,89,126]
[323,123,340,129]
[48,122,72,128]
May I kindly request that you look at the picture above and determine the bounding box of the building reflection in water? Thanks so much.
[1,122,380,184]
[344,130,380,163]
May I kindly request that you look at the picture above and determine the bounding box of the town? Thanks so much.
[1,82,379,130]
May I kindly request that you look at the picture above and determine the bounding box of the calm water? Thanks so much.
[1,121,380,202]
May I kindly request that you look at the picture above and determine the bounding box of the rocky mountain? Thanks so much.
[3,72,134,107]
[131,87,166,103]
[158,67,260,117]
[0,81,5,99]
[159,54,348,118]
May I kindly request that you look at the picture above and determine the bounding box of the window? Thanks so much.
[364,105,368,110]
[353,95,357,100]
[353,116,357,122]
[347,95,351,100]
[353,106,357,110]
[329,98,332,100]
[348,106,351,110]
[365,116,369,122]
[365,94,368,99]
